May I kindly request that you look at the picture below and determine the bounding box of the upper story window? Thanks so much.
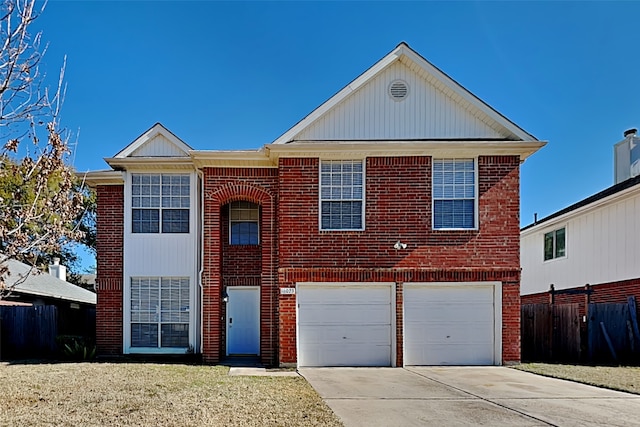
[544,227,566,261]
[320,160,364,230]
[229,201,259,245]
[433,159,476,229]
[131,174,190,233]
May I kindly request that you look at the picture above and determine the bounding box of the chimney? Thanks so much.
[614,127,640,184]
[48,257,67,282]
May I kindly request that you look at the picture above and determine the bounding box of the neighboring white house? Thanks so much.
[521,129,640,297]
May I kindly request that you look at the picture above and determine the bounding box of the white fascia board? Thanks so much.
[105,157,196,170]
[266,140,546,162]
[80,170,124,187]
[400,48,537,142]
[114,123,193,158]
[189,149,276,168]
[521,183,640,238]
[271,48,402,145]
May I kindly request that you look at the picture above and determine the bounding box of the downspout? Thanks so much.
[197,169,205,355]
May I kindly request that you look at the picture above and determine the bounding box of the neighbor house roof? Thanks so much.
[3,258,97,305]
[521,174,640,232]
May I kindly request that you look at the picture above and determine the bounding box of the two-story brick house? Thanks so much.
[86,43,544,366]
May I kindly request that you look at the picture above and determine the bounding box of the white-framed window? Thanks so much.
[544,227,566,261]
[131,174,190,233]
[130,277,190,348]
[320,160,364,230]
[432,158,476,229]
[229,201,259,245]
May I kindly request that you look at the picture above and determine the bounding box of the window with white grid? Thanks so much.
[320,160,364,230]
[432,159,476,229]
[131,174,190,233]
[130,277,189,348]
[229,201,260,245]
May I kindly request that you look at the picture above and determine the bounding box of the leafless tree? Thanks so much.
[0,0,85,298]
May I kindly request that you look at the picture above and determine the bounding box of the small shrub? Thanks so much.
[56,335,96,361]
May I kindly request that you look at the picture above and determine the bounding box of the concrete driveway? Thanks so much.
[299,367,640,426]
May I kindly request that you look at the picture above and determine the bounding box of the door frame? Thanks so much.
[225,286,261,356]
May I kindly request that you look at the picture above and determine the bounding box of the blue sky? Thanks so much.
[32,1,640,266]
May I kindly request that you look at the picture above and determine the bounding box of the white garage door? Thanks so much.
[297,283,393,367]
[404,283,500,366]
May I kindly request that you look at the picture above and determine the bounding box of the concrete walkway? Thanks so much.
[299,367,640,427]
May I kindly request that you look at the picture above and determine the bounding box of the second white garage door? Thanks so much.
[404,282,501,366]
[297,283,393,367]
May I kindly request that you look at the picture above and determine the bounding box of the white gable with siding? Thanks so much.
[273,42,536,145]
[113,123,192,158]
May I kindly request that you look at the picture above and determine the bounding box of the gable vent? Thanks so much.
[389,80,409,101]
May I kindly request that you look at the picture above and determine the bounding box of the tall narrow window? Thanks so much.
[320,160,364,230]
[132,174,190,233]
[544,227,566,261]
[229,201,260,245]
[130,277,190,348]
[433,159,476,229]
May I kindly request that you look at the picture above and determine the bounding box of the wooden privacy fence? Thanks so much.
[522,296,640,364]
[0,305,58,359]
[521,303,581,362]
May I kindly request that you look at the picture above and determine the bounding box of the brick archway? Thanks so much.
[202,177,278,365]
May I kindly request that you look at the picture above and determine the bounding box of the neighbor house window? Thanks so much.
[433,159,476,229]
[544,227,566,261]
[130,277,190,348]
[229,201,259,245]
[132,174,190,233]
[320,160,364,230]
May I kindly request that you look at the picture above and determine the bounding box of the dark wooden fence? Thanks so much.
[0,305,96,360]
[521,303,580,362]
[522,296,640,364]
[0,305,58,359]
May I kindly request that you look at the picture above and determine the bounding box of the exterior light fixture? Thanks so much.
[394,241,408,250]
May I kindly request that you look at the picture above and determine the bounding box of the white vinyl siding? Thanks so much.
[320,160,364,230]
[294,61,508,141]
[130,277,190,348]
[132,174,190,233]
[432,159,476,229]
[521,186,640,295]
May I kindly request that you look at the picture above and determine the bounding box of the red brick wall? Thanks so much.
[277,155,522,365]
[277,156,520,268]
[202,167,278,365]
[95,185,124,356]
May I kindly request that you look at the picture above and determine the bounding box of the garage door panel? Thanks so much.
[299,286,391,304]
[405,302,493,320]
[404,284,498,366]
[300,304,391,325]
[301,325,391,344]
[405,320,494,344]
[411,343,494,365]
[297,284,392,367]
[406,286,494,304]
[300,343,391,367]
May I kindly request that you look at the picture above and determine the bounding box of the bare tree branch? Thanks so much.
[0,0,87,299]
